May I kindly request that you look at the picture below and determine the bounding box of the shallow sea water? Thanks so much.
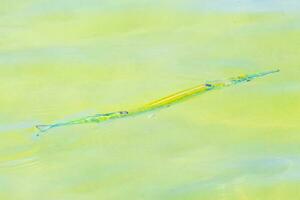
[1,1,300,199]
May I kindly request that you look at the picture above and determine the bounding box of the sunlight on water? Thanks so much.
[1,0,300,199]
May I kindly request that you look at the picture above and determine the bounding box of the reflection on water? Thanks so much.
[0,157,39,171]
[1,0,300,199]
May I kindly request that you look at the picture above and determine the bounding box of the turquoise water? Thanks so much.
[1,1,300,199]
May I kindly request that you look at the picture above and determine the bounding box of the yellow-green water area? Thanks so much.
[1,1,300,199]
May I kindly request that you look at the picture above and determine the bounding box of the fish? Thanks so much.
[128,69,279,114]
[36,111,129,132]
[36,69,279,134]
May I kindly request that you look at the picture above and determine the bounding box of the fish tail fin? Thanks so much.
[36,124,53,132]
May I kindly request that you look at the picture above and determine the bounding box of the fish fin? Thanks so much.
[36,124,52,132]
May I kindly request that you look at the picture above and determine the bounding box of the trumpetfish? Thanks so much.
[36,69,279,134]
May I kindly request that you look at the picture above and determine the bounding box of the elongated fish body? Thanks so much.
[36,111,129,132]
[36,70,279,133]
[128,83,209,114]
[128,69,280,114]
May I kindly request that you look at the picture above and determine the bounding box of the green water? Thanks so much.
[1,1,300,199]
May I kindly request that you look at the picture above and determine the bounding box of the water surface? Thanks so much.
[1,0,300,199]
